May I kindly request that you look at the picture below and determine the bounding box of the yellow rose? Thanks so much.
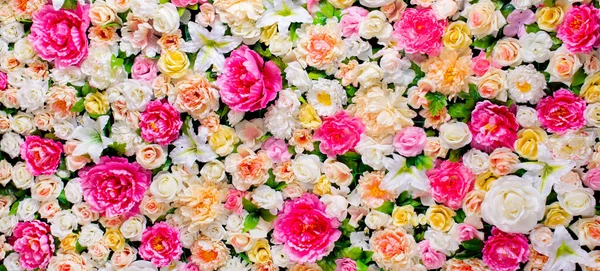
[514,128,548,160]
[391,205,418,227]
[299,103,322,129]
[158,50,190,79]
[443,21,472,50]
[581,72,600,103]
[208,125,239,156]
[313,175,332,196]
[103,228,125,251]
[536,6,565,32]
[543,202,572,229]
[475,171,496,191]
[84,91,109,115]
[425,205,455,232]
[247,239,271,264]
[328,0,355,9]
[61,233,79,252]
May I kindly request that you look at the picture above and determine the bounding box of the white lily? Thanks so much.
[181,21,241,73]
[169,119,217,169]
[517,144,575,197]
[69,115,114,163]
[541,226,596,271]
[380,154,430,197]
[256,0,312,35]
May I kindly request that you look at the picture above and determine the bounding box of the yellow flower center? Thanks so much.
[517,81,532,93]
[317,91,332,106]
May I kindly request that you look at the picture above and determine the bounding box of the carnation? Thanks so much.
[139,99,182,146]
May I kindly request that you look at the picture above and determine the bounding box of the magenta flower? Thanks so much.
[557,4,600,53]
[503,9,536,38]
[20,136,63,176]
[9,221,55,270]
[426,160,475,210]
[314,110,365,158]
[483,227,530,271]
[139,99,183,146]
[536,89,586,134]
[139,222,183,267]
[393,8,447,56]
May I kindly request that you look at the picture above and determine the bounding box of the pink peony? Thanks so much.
[393,126,427,157]
[335,258,357,271]
[584,167,600,190]
[139,222,183,267]
[340,7,369,38]
[314,110,365,158]
[536,89,586,134]
[224,189,247,214]
[20,136,63,176]
[426,160,474,210]
[469,101,519,153]
[217,45,282,112]
[273,193,341,263]
[29,4,90,69]
[0,72,7,90]
[139,99,182,146]
[418,240,446,270]
[262,137,292,163]
[132,56,159,82]
[482,227,529,271]
[9,221,55,270]
[171,0,203,7]
[557,4,600,53]
[79,156,152,218]
[393,8,447,56]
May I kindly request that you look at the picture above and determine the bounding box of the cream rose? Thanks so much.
[17,198,40,221]
[12,161,33,189]
[252,185,283,212]
[570,217,600,250]
[89,1,119,26]
[558,188,595,217]
[323,159,353,187]
[136,144,167,170]
[200,160,226,182]
[64,179,83,204]
[0,132,23,159]
[292,154,322,184]
[50,210,78,239]
[439,122,472,149]
[466,0,507,38]
[119,215,146,241]
[153,3,180,34]
[0,160,12,186]
[365,210,392,230]
[546,46,583,86]
[516,106,540,128]
[491,38,522,67]
[462,149,490,175]
[31,175,63,202]
[78,224,104,247]
[150,172,182,203]
[359,11,393,41]
[111,245,138,270]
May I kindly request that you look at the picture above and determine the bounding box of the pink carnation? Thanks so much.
[224,189,247,214]
[217,45,282,112]
[482,227,529,271]
[79,156,152,218]
[335,258,357,271]
[9,221,55,270]
[393,8,447,56]
[393,126,427,157]
[557,4,600,53]
[469,101,519,153]
[262,137,292,163]
[584,167,600,190]
[536,89,586,134]
[139,99,182,146]
[20,136,63,176]
[314,110,365,158]
[340,7,369,38]
[0,72,7,90]
[418,240,446,270]
[139,222,183,267]
[273,193,341,263]
[132,56,159,82]
[426,160,474,210]
[29,4,90,69]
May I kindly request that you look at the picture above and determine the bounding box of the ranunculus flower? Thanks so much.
[273,193,341,263]
[132,56,159,82]
[393,126,427,157]
[262,137,292,163]
[139,222,183,267]
[426,160,475,210]
[556,4,600,53]
[469,101,518,153]
[79,157,152,218]
[139,99,183,146]
[9,221,55,270]
[217,45,283,112]
[418,240,446,270]
[28,4,90,69]
[482,227,530,271]
[536,89,586,134]
[20,136,63,176]
[393,8,447,56]
[314,110,365,158]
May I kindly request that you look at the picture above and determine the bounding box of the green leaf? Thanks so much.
[259,209,277,222]
[461,238,485,251]
[572,68,586,87]
[188,3,199,10]
[362,251,374,263]
[313,12,328,25]
[110,54,124,70]
[356,261,368,271]
[308,71,327,80]
[102,22,121,28]
[75,241,87,253]
[500,4,515,18]
[70,99,85,113]
[9,200,20,216]
[316,259,336,271]
[525,23,540,34]
[81,82,95,96]
[396,191,411,205]
[414,155,433,170]
[375,201,395,215]
[448,103,470,119]
[242,213,260,232]
[160,0,169,3]
[544,0,554,7]
[62,0,78,9]
[340,218,356,236]
[472,36,495,49]
[425,92,447,116]
[107,142,127,156]
[290,23,300,42]
[454,209,466,223]
[242,198,258,213]
[320,1,335,18]
[341,247,363,260]
[550,33,563,51]
[448,149,462,162]
[177,7,186,16]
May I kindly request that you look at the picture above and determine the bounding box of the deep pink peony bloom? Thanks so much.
[224,189,247,214]
[469,101,519,153]
[262,137,292,163]
[20,136,63,176]
[314,110,365,158]
[340,7,369,38]
[482,227,529,271]
[0,72,7,90]
[217,45,282,112]
[273,193,341,263]
[79,156,152,218]
[393,126,427,157]
[139,99,182,146]
[29,4,90,69]
[139,222,183,267]
[9,221,55,270]
[557,4,600,53]
[132,56,159,82]
[426,160,474,210]
[393,8,447,56]
[335,258,357,271]
[584,167,600,190]
[418,240,446,270]
[536,89,586,134]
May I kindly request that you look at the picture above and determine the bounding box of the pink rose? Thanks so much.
[79,156,152,218]
[132,56,159,82]
[29,4,90,69]
[179,263,200,271]
[557,4,600,53]
[217,45,282,112]
[584,167,600,190]
[426,160,474,210]
[273,193,341,263]
[469,101,519,153]
[536,89,586,134]
[314,110,365,158]
[456,223,482,242]
[393,126,427,157]
[393,8,447,56]
[335,258,357,271]
[472,51,492,77]
[139,222,183,267]
[139,99,182,146]
[0,72,7,90]
[340,7,369,38]
[418,240,446,270]
[262,137,292,164]
[9,221,55,270]
[224,189,247,214]
[20,136,63,176]
[483,227,529,271]
[171,0,202,7]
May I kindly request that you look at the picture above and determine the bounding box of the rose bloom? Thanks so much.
[358,171,396,208]
[139,222,182,267]
[557,4,600,53]
[584,167,600,190]
[370,227,419,270]
[225,146,272,190]
[482,227,529,271]
[47,252,90,271]
[79,156,152,218]
[335,258,357,271]
[28,4,90,68]
[20,136,63,176]
[536,89,586,134]
[217,45,282,112]
[339,6,368,38]
[488,147,519,176]
[9,221,55,270]
[224,189,247,214]
[262,137,292,164]
[393,8,447,56]
[190,237,229,271]
[427,160,475,210]
[314,110,365,158]
[469,101,518,153]
[172,74,219,120]
[571,216,600,250]
[139,99,182,145]
[418,240,446,270]
[132,56,159,82]
[273,193,341,263]
[171,0,201,7]
[393,126,427,157]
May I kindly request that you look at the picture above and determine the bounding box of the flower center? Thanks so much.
[151,236,166,252]
[317,91,332,106]
[516,81,531,93]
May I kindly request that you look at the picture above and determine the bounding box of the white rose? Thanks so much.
[153,3,179,34]
[359,0,394,8]
[466,0,506,38]
[11,162,33,189]
[252,185,283,212]
[292,154,322,184]
[179,230,199,249]
[50,210,78,239]
[229,20,261,44]
[124,261,158,271]
[284,62,311,93]
[4,253,22,271]
[519,32,553,63]
[72,203,100,225]
[11,113,35,135]
[0,215,17,235]
[0,132,23,159]
[13,38,36,63]
[585,103,600,127]
[546,46,583,86]
[150,172,182,203]
[111,245,138,270]
[17,198,40,221]
[320,194,348,222]
[136,144,167,170]
[204,222,226,241]
[359,11,393,41]
[129,0,159,21]
[79,224,105,247]
[0,160,11,186]
[462,149,490,175]
[432,0,459,19]
[344,36,373,61]
[50,66,86,87]
[269,34,292,57]
[54,119,77,140]
[271,245,290,268]
[439,122,472,149]
[225,213,245,233]
[558,188,595,217]
[516,106,540,128]
[31,175,64,202]
[0,21,24,43]
[378,50,414,86]
[17,80,47,112]
[199,160,226,183]
[481,176,545,233]
[88,241,111,262]
[64,179,83,204]
[355,135,395,170]
[120,215,146,241]
[424,228,460,255]
[365,210,391,230]
[529,226,554,252]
